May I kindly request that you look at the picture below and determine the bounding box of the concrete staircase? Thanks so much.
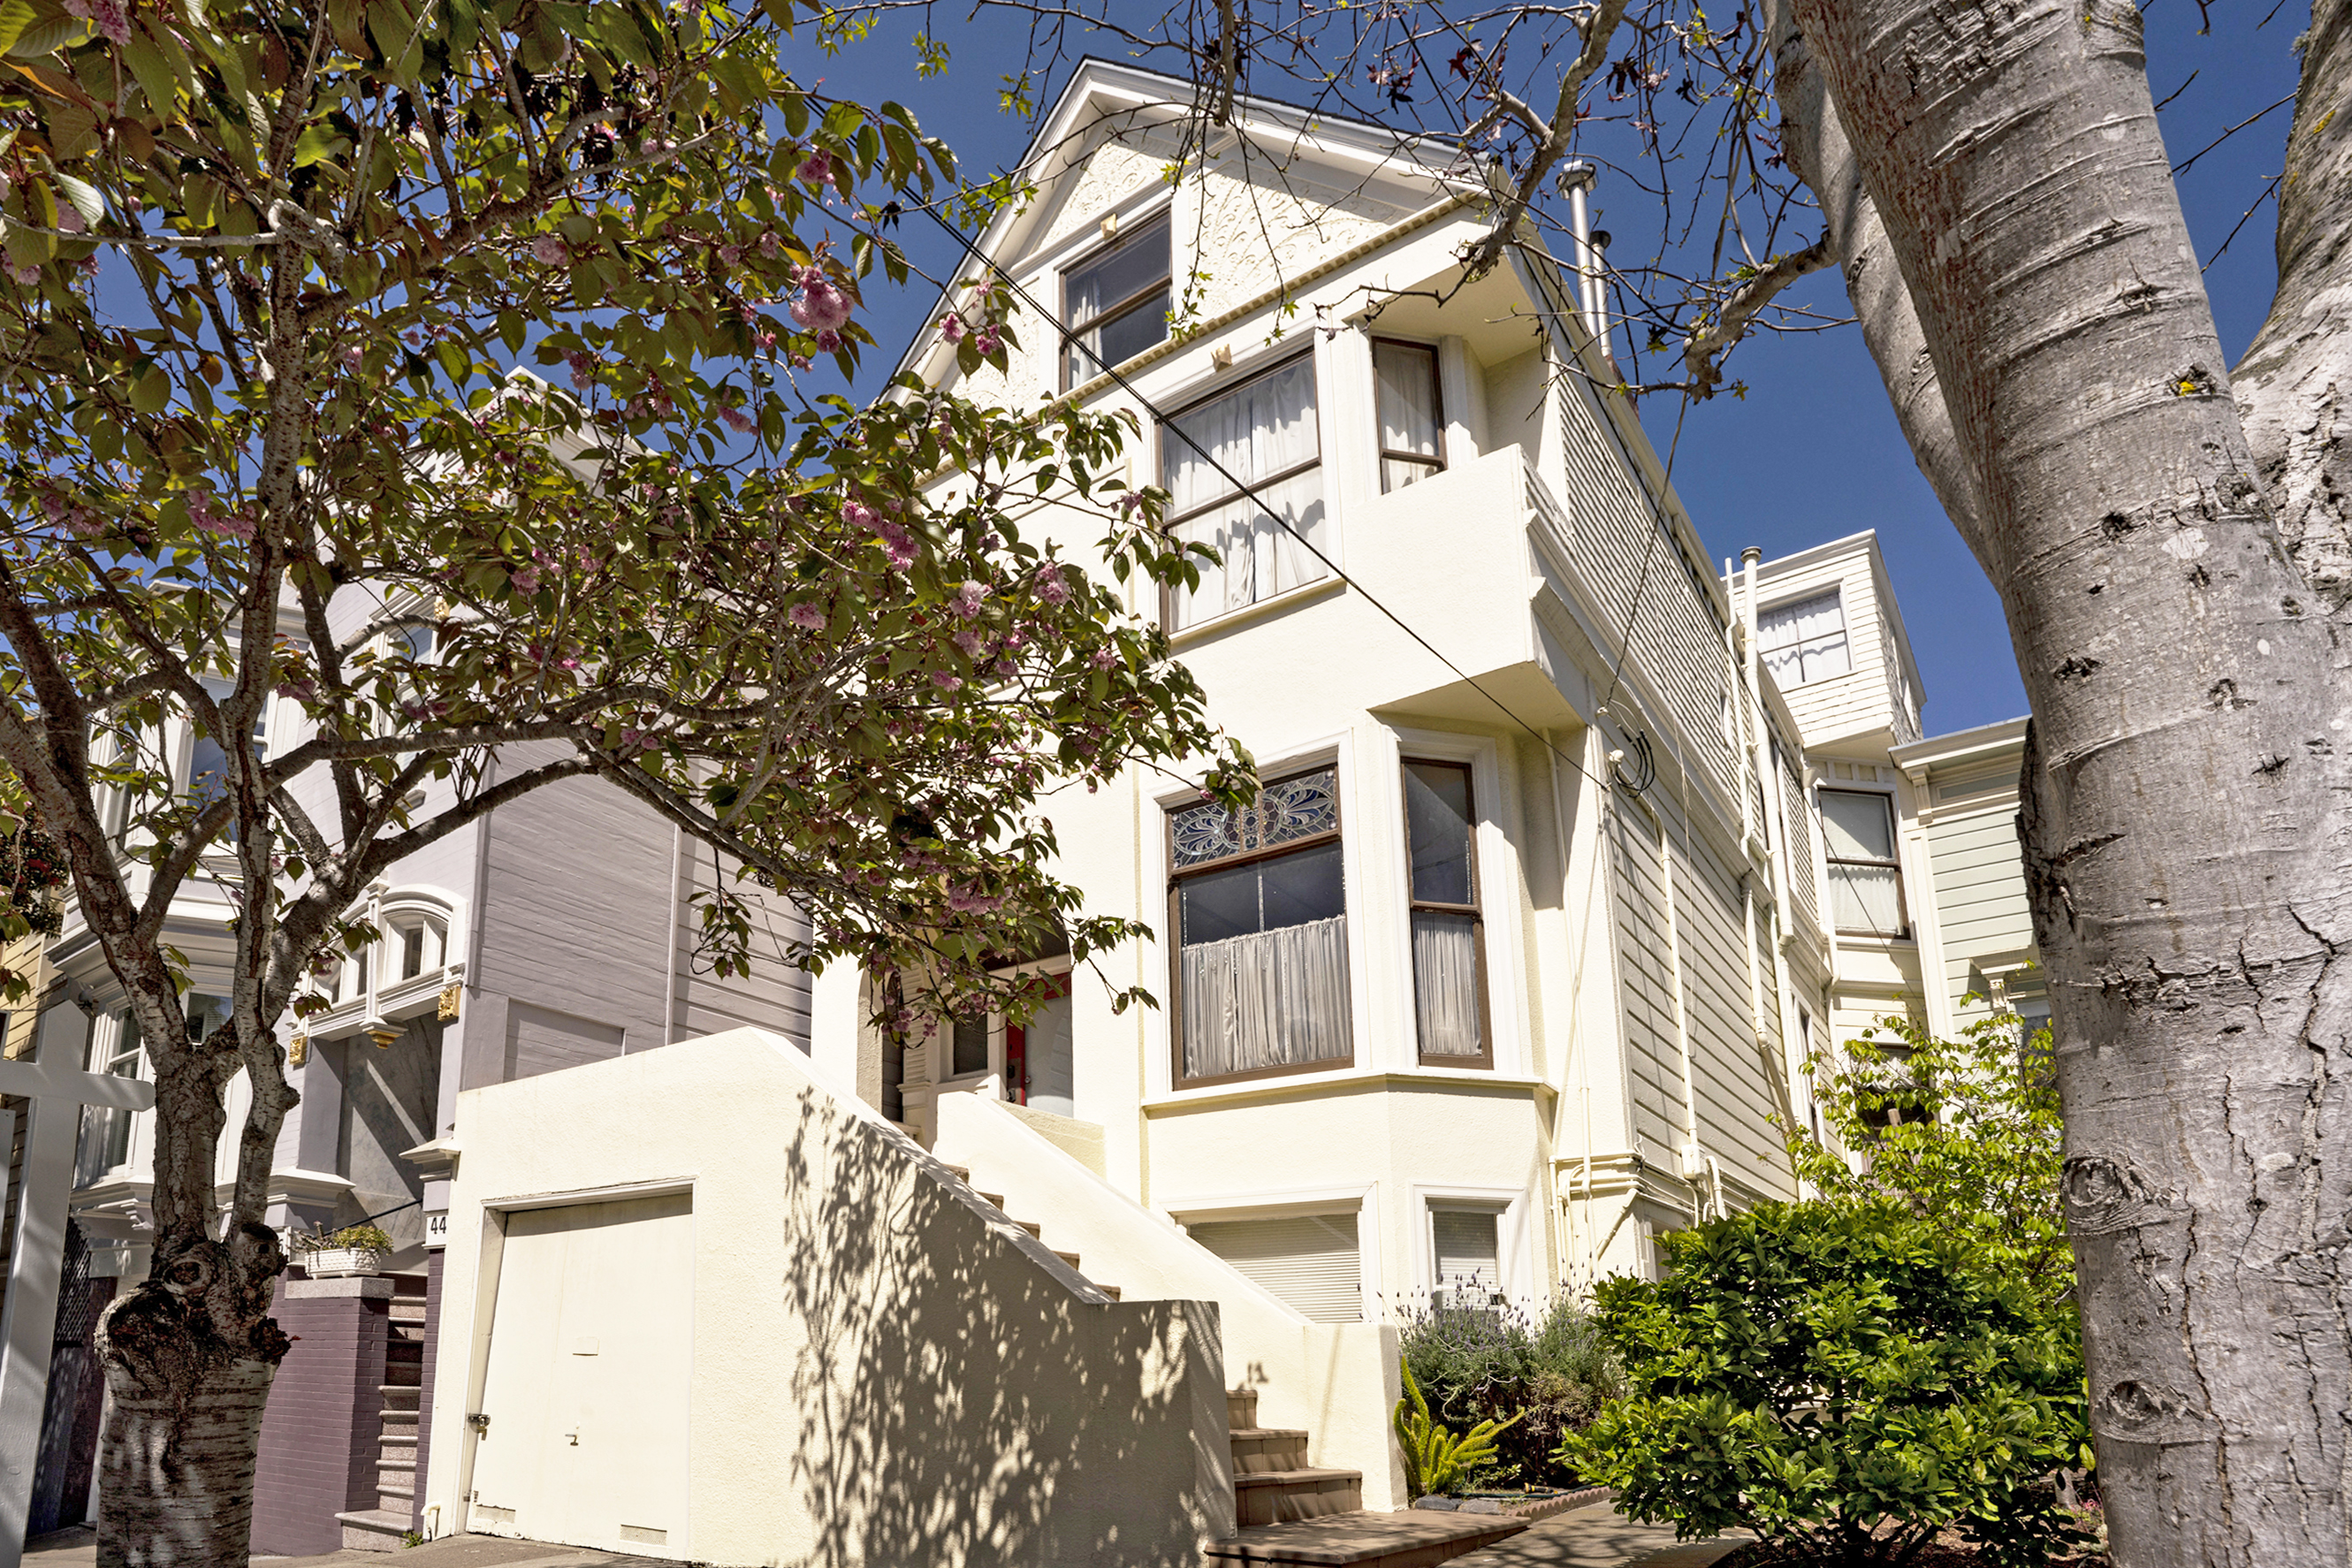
[941,1164,1122,1300]
[1226,1385,1363,1527]
[336,1275,427,1550]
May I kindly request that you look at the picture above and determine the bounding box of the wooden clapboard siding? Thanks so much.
[1605,803,1684,1162]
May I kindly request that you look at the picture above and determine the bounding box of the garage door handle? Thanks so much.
[566,1430,579,1446]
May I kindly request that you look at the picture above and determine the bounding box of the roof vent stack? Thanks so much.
[1558,160,1613,373]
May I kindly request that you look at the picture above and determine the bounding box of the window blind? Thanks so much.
[1189,1213,1362,1323]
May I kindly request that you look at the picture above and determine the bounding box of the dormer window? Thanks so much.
[1757,590,1852,688]
[1062,212,1170,388]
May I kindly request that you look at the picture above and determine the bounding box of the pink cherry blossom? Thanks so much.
[54,206,85,235]
[843,501,878,531]
[931,672,963,692]
[9,263,37,285]
[340,343,365,370]
[949,581,987,620]
[1034,563,1070,606]
[791,267,853,333]
[973,325,1002,356]
[511,564,542,594]
[1091,646,1118,670]
[795,153,837,187]
[718,403,757,434]
[62,0,127,44]
[530,234,570,266]
[790,603,826,631]
[815,330,842,354]
[954,628,989,658]
[187,491,256,541]
[940,313,966,344]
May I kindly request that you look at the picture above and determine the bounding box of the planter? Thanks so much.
[300,1247,386,1278]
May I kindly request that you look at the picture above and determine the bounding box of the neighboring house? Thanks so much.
[1734,530,2041,1087]
[26,590,811,1552]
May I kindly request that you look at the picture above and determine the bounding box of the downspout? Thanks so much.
[660,823,685,1047]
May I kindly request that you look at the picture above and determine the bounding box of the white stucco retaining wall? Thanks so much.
[933,1092,1407,1508]
[426,1027,1233,1567]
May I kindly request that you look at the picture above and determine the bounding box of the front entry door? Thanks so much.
[1002,973,1073,1117]
[468,1192,694,1556]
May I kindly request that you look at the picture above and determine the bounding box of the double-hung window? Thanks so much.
[1430,1206,1502,1308]
[1161,356,1328,630]
[1757,590,1853,688]
[1168,769,1351,1086]
[77,1009,144,1184]
[1819,788,1907,937]
[189,677,268,841]
[1403,759,1488,1065]
[1062,212,1170,388]
[1373,341,1444,492]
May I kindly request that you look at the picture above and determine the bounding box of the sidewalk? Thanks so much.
[1449,1500,1751,1568]
[27,1526,662,1568]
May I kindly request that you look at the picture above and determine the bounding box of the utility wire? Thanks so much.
[919,208,1621,795]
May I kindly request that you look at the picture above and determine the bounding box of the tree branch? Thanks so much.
[1680,232,1834,400]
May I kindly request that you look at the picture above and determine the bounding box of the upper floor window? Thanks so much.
[1168,769,1351,1087]
[1161,355,1328,630]
[1758,590,1852,688]
[189,677,269,839]
[1403,759,1488,1066]
[1373,341,1443,492]
[388,907,448,982]
[1062,211,1170,388]
[1819,788,1907,938]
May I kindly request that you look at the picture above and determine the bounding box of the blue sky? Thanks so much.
[794,1,2307,739]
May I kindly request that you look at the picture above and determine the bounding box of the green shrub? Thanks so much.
[1394,1360,1520,1497]
[1398,1294,1622,1487]
[1557,1201,2088,1566]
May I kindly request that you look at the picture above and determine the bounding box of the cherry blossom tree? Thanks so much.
[0,2,1246,1562]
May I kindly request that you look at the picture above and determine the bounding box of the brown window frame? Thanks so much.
[1818,787,1910,940]
[1371,339,1447,494]
[1060,211,1173,392]
[1166,767,1351,1092]
[1156,351,1324,633]
[1401,757,1492,1069]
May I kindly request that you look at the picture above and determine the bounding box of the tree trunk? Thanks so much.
[1781,2,2352,1564]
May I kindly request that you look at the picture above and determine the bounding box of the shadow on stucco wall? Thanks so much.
[770,1079,1231,1568]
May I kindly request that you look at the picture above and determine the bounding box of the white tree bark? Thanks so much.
[1779,2,2352,1563]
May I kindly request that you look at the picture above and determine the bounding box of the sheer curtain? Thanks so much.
[1820,790,1904,935]
[1180,914,1351,1079]
[1412,911,1482,1056]
[1757,590,1851,687]
[1166,359,1328,628]
[1374,342,1441,491]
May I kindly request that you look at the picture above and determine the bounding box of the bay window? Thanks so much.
[1820,788,1907,938]
[1063,211,1170,388]
[1403,759,1488,1065]
[1373,340,1443,492]
[1168,769,1351,1086]
[1161,356,1328,630]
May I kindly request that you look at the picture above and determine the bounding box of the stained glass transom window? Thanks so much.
[1172,769,1339,868]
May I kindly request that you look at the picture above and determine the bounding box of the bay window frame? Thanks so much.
[1166,766,1351,1091]
[1401,757,1492,1069]
[1156,350,1327,633]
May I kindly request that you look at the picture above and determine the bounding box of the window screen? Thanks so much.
[1432,1208,1500,1305]
[1189,1212,1362,1322]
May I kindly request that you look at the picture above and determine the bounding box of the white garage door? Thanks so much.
[1189,1212,1363,1322]
[468,1192,695,1555]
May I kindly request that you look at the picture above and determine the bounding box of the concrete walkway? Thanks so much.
[1449,1500,1751,1568]
[27,1526,662,1568]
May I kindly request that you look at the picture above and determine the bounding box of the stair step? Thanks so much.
[1053,1249,1083,1268]
[976,1191,1006,1208]
[1230,1427,1313,1473]
[1234,1470,1364,1530]
[1102,1283,1122,1301]
[378,1407,420,1426]
[389,1302,427,1322]
[333,1508,410,1553]
[1204,1508,1528,1565]
[377,1384,421,1398]
[940,1164,970,1181]
[1228,1387,1260,1430]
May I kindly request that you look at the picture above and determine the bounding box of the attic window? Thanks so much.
[1757,590,1852,688]
[1062,212,1170,388]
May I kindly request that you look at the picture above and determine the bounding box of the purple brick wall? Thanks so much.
[249,1276,389,1557]
[411,1252,441,1534]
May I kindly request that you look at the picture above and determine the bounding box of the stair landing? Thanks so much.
[1206,1510,1527,1567]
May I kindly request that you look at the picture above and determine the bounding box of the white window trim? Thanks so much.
[302,882,469,1041]
[1165,1179,1382,1324]
[1386,728,1529,1077]
[1412,1183,1536,1308]
[1150,734,1366,1100]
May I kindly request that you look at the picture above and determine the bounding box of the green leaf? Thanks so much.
[6,12,91,55]
[54,172,102,227]
[129,362,171,415]
[0,0,39,56]
[122,24,177,111]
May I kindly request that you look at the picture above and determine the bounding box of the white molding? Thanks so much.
[481,1176,696,1213]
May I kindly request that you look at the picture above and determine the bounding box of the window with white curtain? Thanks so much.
[1819,788,1907,937]
[1431,1206,1502,1308]
[1063,211,1170,388]
[1168,768,1351,1085]
[1757,590,1853,688]
[1161,356,1328,630]
[188,676,270,840]
[1189,1212,1362,1322]
[1403,758,1488,1065]
[1374,340,1443,492]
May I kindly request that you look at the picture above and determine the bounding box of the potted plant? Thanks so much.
[292,1223,395,1277]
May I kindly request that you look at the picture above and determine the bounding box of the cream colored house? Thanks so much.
[407,61,2044,1568]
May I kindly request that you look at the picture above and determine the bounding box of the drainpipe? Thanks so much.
[1557,161,1612,372]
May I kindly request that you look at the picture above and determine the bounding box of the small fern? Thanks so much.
[1394,1359,1522,1496]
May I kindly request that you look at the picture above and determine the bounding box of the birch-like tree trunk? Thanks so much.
[1772,2,2352,1562]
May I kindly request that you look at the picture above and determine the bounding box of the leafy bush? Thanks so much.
[1398,1293,1622,1487]
[1394,1360,1519,1497]
[1558,1201,2089,1566]
[294,1224,395,1253]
